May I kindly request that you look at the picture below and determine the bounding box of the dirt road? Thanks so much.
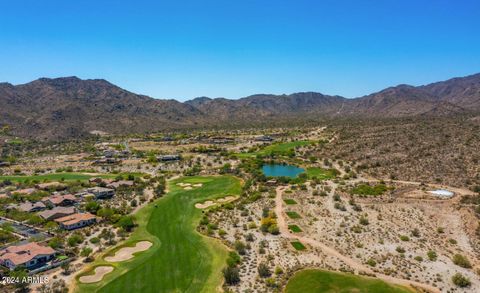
[275,186,440,293]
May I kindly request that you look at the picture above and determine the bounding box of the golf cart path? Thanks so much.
[275,186,440,293]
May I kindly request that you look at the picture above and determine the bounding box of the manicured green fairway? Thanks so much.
[284,199,298,205]
[286,211,302,219]
[306,167,338,180]
[285,269,413,293]
[77,175,241,293]
[0,172,141,183]
[290,241,306,251]
[288,225,303,233]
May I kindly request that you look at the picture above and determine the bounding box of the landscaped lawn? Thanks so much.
[288,225,303,233]
[284,199,298,205]
[0,172,143,183]
[285,269,413,293]
[306,167,338,180]
[290,241,306,251]
[76,175,242,293]
[286,211,302,219]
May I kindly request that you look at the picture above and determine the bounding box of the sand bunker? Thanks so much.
[195,200,215,209]
[195,196,238,209]
[177,182,191,187]
[105,241,153,262]
[428,189,454,198]
[184,186,193,190]
[193,183,203,187]
[79,266,114,283]
[217,196,237,203]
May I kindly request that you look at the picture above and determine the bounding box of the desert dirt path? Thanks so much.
[275,186,440,293]
[361,178,475,204]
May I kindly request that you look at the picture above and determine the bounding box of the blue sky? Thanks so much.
[0,0,479,101]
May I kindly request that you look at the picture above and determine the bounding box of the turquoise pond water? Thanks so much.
[262,164,305,178]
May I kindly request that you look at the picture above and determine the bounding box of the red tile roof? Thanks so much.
[55,213,96,226]
[43,194,77,205]
[0,242,55,266]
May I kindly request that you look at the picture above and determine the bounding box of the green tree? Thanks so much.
[80,247,93,258]
[48,236,64,249]
[85,201,101,214]
[116,215,136,232]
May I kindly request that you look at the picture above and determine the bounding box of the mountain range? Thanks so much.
[1,73,479,140]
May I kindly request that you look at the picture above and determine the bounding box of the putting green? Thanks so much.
[285,269,413,293]
[76,175,242,293]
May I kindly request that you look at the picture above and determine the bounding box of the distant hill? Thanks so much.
[1,73,479,140]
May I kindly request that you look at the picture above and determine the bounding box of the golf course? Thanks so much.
[285,269,414,293]
[76,175,242,293]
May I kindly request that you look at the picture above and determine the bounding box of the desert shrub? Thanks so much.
[452,273,471,287]
[427,250,437,261]
[258,262,271,278]
[452,254,472,268]
[223,267,240,285]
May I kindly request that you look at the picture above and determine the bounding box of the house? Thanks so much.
[92,158,120,165]
[0,242,56,270]
[208,137,234,144]
[157,155,181,162]
[0,160,10,167]
[107,180,134,189]
[38,206,76,221]
[255,135,274,142]
[103,150,115,158]
[159,136,173,142]
[9,201,47,212]
[87,187,115,199]
[55,213,97,230]
[35,182,67,191]
[75,191,95,199]
[42,194,78,207]
[13,188,37,195]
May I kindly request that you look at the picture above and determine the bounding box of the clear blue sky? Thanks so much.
[1,0,479,101]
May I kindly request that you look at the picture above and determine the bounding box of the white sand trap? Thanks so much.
[195,200,215,209]
[105,241,153,262]
[79,266,114,283]
[193,183,203,187]
[184,186,193,190]
[177,183,192,187]
[195,196,238,209]
[217,196,237,203]
[428,189,454,198]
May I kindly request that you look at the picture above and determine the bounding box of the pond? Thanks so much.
[262,164,305,178]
